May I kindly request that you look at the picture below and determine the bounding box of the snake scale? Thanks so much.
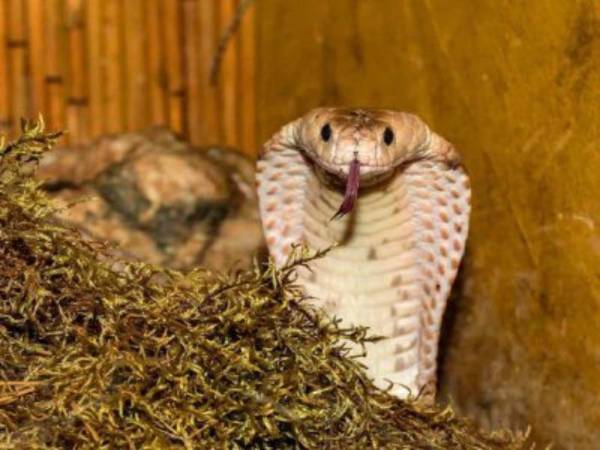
[256,107,471,400]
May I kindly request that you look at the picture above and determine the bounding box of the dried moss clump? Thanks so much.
[0,121,525,449]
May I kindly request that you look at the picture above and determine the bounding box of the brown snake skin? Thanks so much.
[256,107,471,400]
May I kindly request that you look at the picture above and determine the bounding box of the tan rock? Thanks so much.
[42,129,265,271]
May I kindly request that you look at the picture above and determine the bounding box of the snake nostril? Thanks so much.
[321,123,332,142]
[383,127,394,145]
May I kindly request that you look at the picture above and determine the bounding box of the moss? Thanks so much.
[0,120,525,449]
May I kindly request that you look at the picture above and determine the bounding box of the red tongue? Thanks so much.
[331,158,360,221]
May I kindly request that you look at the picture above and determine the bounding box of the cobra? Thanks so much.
[256,107,471,400]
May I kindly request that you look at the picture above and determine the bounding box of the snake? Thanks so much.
[256,107,471,400]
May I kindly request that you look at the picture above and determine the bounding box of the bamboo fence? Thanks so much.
[0,0,256,155]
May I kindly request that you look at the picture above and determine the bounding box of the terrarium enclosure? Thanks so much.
[1,1,599,449]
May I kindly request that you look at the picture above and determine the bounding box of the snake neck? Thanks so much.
[297,169,425,397]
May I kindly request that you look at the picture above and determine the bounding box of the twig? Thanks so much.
[209,0,255,86]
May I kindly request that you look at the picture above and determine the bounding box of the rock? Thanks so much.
[95,147,232,247]
[204,146,258,203]
[52,186,164,264]
[39,131,148,185]
[40,129,265,271]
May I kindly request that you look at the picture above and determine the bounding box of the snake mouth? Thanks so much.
[302,150,394,185]
[307,156,395,220]
[329,158,360,220]
[310,158,395,188]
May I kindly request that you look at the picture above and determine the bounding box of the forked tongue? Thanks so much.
[331,158,360,220]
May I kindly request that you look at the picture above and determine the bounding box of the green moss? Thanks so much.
[0,120,525,449]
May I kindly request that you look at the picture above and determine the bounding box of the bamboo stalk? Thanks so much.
[102,0,123,134]
[219,0,239,148]
[123,0,147,132]
[44,0,66,138]
[66,0,87,143]
[183,0,202,145]
[163,0,184,135]
[0,0,257,152]
[239,0,256,156]
[86,0,103,137]
[0,0,10,135]
[198,0,220,144]
[7,0,28,136]
[26,0,45,120]
[145,0,166,126]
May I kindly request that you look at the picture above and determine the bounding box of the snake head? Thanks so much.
[296,107,454,187]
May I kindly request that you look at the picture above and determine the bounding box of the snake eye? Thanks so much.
[383,127,394,145]
[320,123,332,142]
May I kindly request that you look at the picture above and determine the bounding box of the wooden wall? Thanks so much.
[0,0,256,155]
[256,1,600,449]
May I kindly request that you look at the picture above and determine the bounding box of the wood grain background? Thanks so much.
[0,0,256,155]
[255,2,600,449]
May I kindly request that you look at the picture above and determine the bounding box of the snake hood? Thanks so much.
[257,107,470,401]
